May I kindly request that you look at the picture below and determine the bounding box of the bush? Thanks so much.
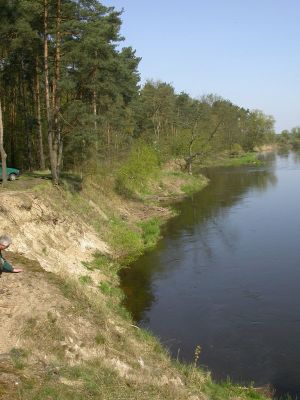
[229,143,245,157]
[116,141,160,197]
[291,138,300,149]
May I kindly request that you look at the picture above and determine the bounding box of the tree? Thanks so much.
[0,98,7,185]
[174,96,228,173]
[135,81,176,143]
[242,110,275,151]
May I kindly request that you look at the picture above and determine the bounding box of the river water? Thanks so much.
[120,152,300,397]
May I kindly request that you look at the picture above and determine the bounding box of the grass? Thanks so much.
[20,361,186,400]
[202,379,269,400]
[108,216,164,263]
[180,174,208,195]
[108,217,144,264]
[10,347,29,370]
[138,218,161,250]
[201,152,262,168]
[160,170,208,198]
[82,253,121,279]
[222,152,262,167]
[78,275,93,285]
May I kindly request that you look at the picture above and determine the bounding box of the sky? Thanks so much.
[103,0,300,132]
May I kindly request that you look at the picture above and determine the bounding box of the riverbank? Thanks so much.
[0,160,270,399]
[195,152,262,169]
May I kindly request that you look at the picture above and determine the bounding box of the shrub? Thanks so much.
[116,141,160,197]
[229,143,245,157]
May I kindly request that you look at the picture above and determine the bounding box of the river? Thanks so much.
[120,151,300,397]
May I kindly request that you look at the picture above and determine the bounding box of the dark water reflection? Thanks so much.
[120,152,300,398]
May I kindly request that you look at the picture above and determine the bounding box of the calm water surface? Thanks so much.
[120,152,300,397]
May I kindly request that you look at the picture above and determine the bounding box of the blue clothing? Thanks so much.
[0,251,14,272]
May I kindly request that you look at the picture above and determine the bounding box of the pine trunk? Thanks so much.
[53,0,62,181]
[10,97,16,167]
[44,0,58,184]
[35,59,45,170]
[93,89,97,131]
[0,99,8,185]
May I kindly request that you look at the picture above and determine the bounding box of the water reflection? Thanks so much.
[121,164,277,322]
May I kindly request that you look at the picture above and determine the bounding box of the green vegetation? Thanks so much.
[224,153,261,166]
[210,152,262,167]
[116,141,160,197]
[277,127,300,149]
[202,379,268,400]
[83,253,121,280]
[78,275,93,285]
[109,217,144,264]
[10,347,28,370]
[177,172,209,194]
[139,218,161,250]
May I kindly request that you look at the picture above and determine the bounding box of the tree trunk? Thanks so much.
[187,133,195,175]
[187,159,192,174]
[10,96,16,167]
[93,89,97,131]
[53,0,62,180]
[35,59,45,170]
[21,75,33,171]
[0,99,8,186]
[44,0,58,184]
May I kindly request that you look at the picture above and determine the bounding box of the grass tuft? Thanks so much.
[138,218,161,250]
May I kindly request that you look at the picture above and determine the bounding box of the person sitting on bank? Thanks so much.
[0,235,22,273]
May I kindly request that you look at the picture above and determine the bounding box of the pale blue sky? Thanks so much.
[104,0,300,132]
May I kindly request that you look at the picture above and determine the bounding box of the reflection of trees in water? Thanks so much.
[120,165,277,322]
[168,166,277,230]
[277,148,290,157]
[257,152,276,163]
[292,150,300,163]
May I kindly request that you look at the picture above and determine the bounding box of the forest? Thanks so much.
[0,0,276,185]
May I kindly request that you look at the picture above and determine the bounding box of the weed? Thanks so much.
[193,345,201,368]
[78,275,93,285]
[99,281,124,301]
[138,218,161,249]
[10,347,28,370]
[47,311,58,324]
[83,253,121,283]
[95,333,105,345]
[99,281,112,295]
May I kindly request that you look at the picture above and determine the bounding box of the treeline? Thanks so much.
[0,0,276,184]
[277,127,300,149]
